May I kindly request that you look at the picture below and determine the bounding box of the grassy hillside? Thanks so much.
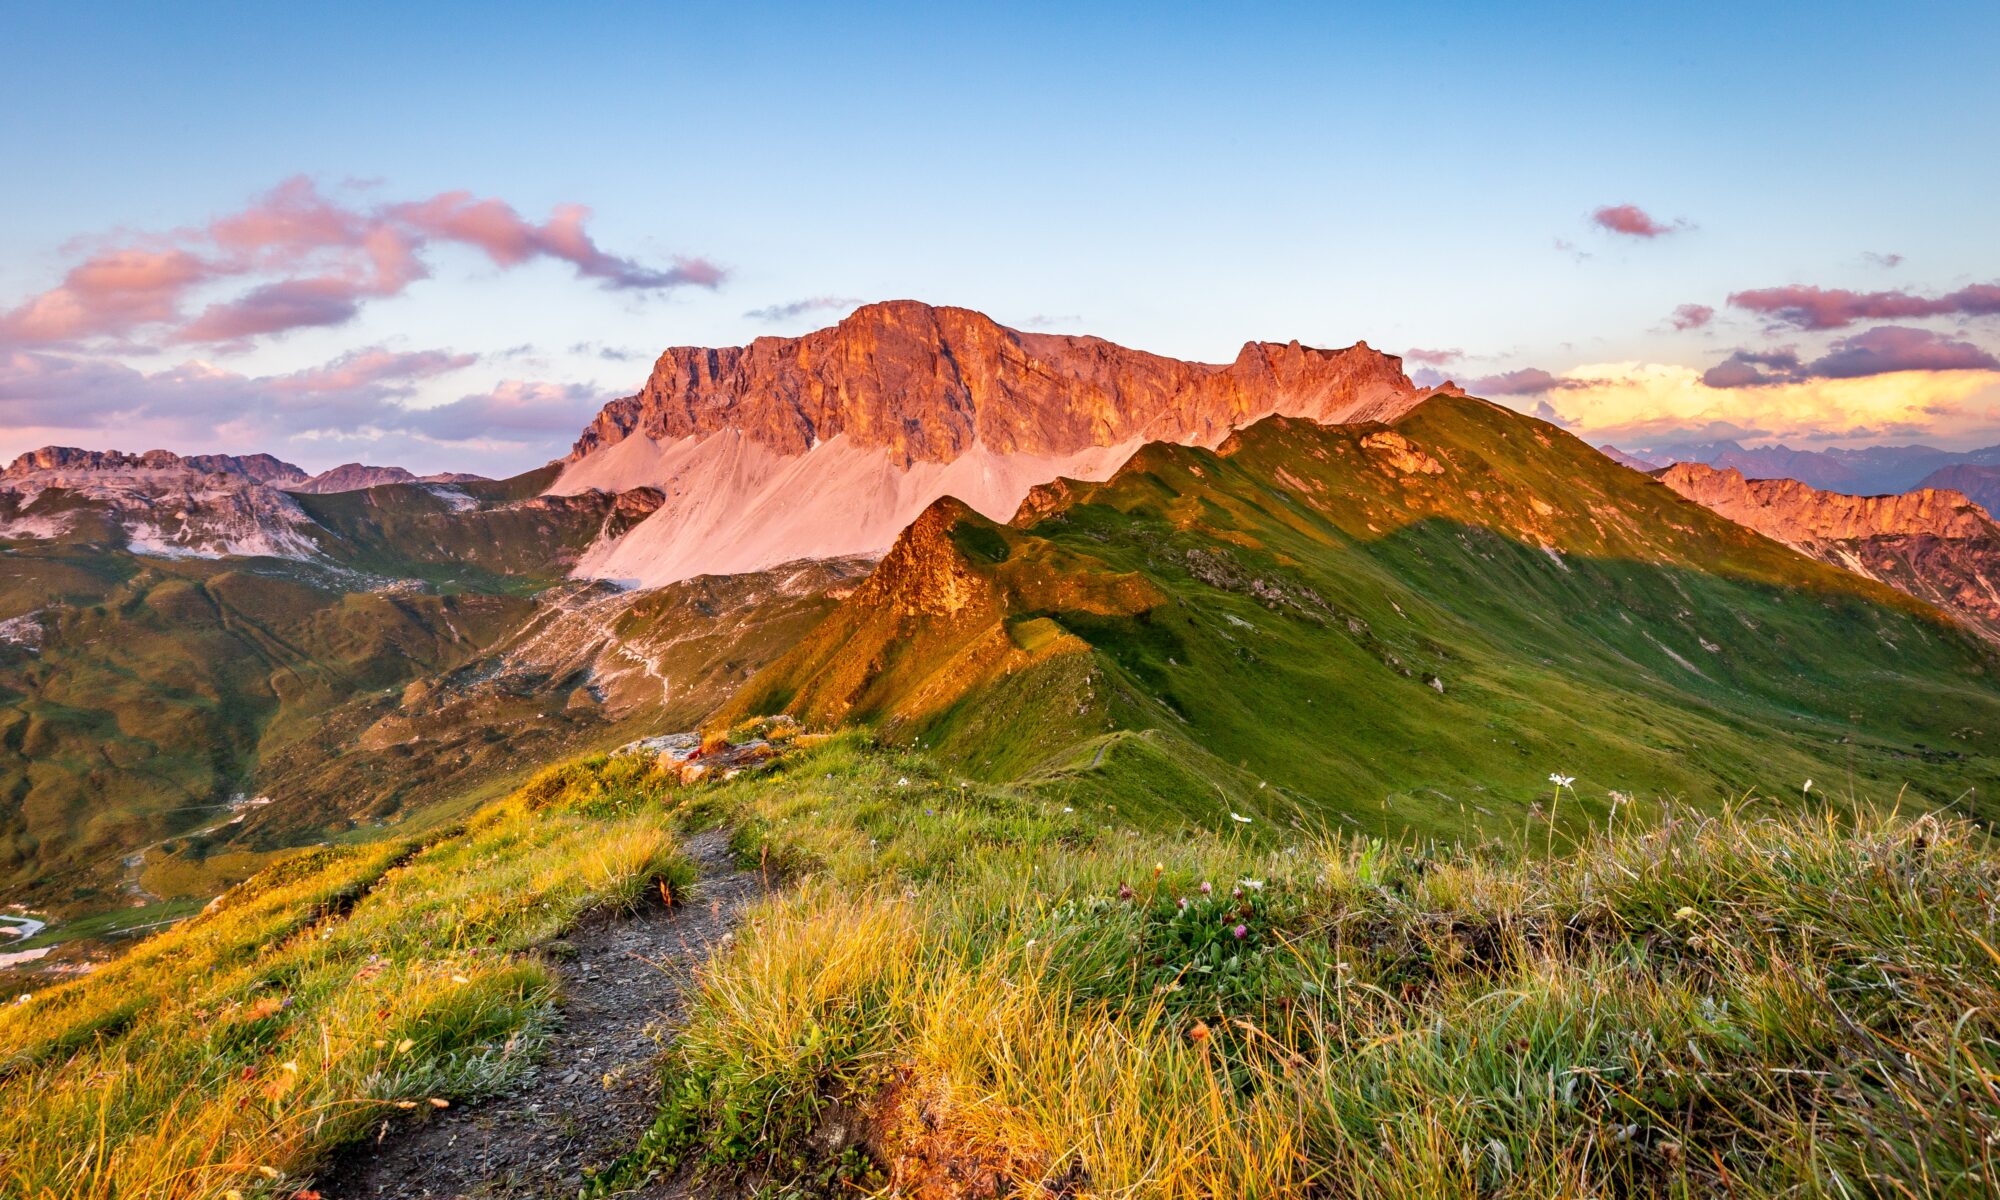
[10,736,2000,1198]
[608,736,2000,1199]
[0,545,533,911]
[721,395,2000,837]
[291,475,625,590]
[0,754,693,1200]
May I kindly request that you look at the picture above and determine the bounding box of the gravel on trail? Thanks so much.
[314,829,763,1200]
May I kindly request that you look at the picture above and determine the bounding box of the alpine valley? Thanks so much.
[8,300,2000,1200]
[2,302,1996,945]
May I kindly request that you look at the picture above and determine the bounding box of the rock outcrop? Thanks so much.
[1915,464,2000,521]
[285,464,491,493]
[1659,462,2000,642]
[3,446,308,485]
[0,449,322,559]
[553,300,1437,586]
[570,300,1424,467]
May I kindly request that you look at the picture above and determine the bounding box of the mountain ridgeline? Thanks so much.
[3,301,1999,942]
[718,394,2000,835]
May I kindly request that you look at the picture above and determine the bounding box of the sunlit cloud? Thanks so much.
[0,176,723,350]
[1728,282,2000,330]
[0,345,598,472]
[1514,359,2000,450]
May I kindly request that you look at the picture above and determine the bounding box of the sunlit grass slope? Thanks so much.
[614,734,2000,1199]
[0,755,693,1200]
[721,395,2000,836]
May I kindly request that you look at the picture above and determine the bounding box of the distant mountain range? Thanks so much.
[1603,437,2000,502]
[2,445,487,495]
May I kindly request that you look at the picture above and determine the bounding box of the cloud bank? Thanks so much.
[0,177,723,349]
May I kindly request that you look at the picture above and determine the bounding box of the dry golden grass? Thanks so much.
[0,757,693,1200]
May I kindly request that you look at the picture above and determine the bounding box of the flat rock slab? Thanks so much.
[316,829,761,1200]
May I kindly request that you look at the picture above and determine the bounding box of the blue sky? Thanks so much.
[3,1,1998,473]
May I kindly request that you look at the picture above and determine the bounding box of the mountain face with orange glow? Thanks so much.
[548,301,1443,585]
[1658,462,2000,642]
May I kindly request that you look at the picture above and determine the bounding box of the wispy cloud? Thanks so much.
[743,296,861,322]
[1701,326,2000,387]
[0,177,723,350]
[1467,367,1582,397]
[1402,347,1462,366]
[1728,282,2000,330]
[1669,304,1715,331]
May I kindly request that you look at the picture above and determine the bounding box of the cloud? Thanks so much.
[1864,251,1904,269]
[1669,304,1714,331]
[743,296,861,322]
[1591,204,1685,238]
[1514,359,2000,451]
[1700,347,1805,389]
[566,341,648,364]
[1402,347,1462,366]
[0,344,606,473]
[1466,367,1580,396]
[1727,282,2000,330]
[390,193,722,291]
[391,380,606,440]
[0,176,723,349]
[1701,326,2000,387]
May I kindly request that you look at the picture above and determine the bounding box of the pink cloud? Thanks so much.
[1701,326,1999,387]
[1591,204,1684,238]
[1669,303,1714,331]
[0,248,211,343]
[0,344,598,473]
[1401,347,1462,366]
[1728,282,2000,330]
[1467,367,1579,396]
[0,177,723,349]
[393,193,721,290]
[175,278,367,343]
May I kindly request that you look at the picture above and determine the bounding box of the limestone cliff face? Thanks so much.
[568,300,1426,468]
[1659,462,2000,642]
[1659,463,1995,541]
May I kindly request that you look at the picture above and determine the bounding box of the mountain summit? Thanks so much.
[551,301,1441,585]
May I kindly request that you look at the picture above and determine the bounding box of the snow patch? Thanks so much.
[425,485,480,512]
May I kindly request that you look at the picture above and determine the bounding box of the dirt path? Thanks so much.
[315,829,761,1200]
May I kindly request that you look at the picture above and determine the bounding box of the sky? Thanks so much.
[3,0,1998,475]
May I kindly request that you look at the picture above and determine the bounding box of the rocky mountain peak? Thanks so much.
[848,497,991,619]
[567,300,1428,469]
